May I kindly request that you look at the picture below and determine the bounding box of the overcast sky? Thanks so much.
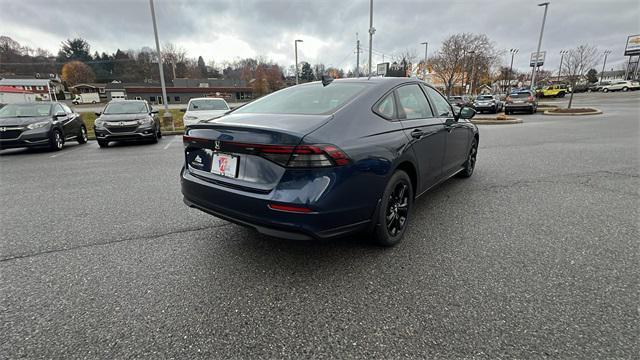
[1,0,638,74]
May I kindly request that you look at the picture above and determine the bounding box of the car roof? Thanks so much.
[188,97,227,101]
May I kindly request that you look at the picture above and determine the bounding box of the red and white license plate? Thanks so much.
[211,152,239,178]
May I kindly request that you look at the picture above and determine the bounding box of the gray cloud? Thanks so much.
[1,0,638,73]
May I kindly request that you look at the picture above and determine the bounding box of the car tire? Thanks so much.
[622,87,629,92]
[150,129,159,144]
[92,100,97,104]
[157,126,162,139]
[49,129,63,151]
[372,170,413,247]
[558,92,565,98]
[98,140,108,148]
[77,126,88,144]
[603,88,609,93]
[457,138,478,178]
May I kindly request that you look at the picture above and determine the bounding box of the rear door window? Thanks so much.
[396,84,433,120]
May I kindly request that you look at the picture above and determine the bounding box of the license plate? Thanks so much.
[211,152,239,178]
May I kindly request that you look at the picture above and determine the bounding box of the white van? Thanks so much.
[72,92,100,104]
[182,97,230,126]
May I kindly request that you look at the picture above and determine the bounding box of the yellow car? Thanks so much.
[539,85,568,98]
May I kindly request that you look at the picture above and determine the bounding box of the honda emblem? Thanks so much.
[214,140,221,150]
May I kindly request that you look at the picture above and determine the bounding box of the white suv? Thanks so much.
[601,80,640,92]
[182,97,230,126]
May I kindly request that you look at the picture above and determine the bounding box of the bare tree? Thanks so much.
[562,44,598,108]
[430,33,500,95]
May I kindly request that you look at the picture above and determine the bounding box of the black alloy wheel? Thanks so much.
[373,170,413,246]
[458,139,478,178]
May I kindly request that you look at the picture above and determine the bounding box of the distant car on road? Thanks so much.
[588,82,609,92]
[447,95,473,108]
[505,90,538,115]
[539,84,568,98]
[0,102,88,151]
[72,93,100,105]
[181,97,230,127]
[182,78,479,246]
[93,100,161,148]
[473,94,503,113]
[601,80,640,92]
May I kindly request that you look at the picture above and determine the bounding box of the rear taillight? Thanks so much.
[257,143,350,167]
[527,96,534,101]
[183,136,350,168]
[506,96,512,102]
[268,204,314,213]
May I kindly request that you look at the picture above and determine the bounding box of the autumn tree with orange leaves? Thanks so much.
[61,60,95,87]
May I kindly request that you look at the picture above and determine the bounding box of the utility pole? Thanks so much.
[600,50,611,86]
[294,39,303,84]
[421,41,428,80]
[367,0,375,79]
[530,2,550,91]
[557,50,566,82]
[149,0,172,130]
[508,48,518,94]
[356,33,360,78]
[468,50,476,95]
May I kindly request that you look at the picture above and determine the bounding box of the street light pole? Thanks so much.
[468,50,476,95]
[530,2,550,91]
[294,39,303,85]
[557,50,566,82]
[600,50,611,86]
[149,0,172,130]
[421,41,428,80]
[367,0,375,79]
[508,48,518,94]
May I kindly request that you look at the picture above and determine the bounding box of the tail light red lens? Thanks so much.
[527,96,534,101]
[268,204,314,213]
[506,96,512,102]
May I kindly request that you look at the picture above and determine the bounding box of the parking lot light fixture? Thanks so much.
[295,39,304,85]
[558,50,567,82]
[508,48,519,94]
[421,42,428,80]
[530,2,550,91]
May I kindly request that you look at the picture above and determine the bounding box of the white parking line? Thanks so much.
[163,136,180,150]
[50,145,84,158]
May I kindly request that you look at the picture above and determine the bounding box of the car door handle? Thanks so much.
[410,129,424,139]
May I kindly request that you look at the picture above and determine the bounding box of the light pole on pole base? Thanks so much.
[530,2,550,92]
[294,39,303,85]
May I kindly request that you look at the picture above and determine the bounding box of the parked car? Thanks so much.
[93,100,161,148]
[72,92,100,104]
[539,84,568,98]
[181,97,230,127]
[181,78,479,246]
[505,90,538,114]
[473,94,503,113]
[0,102,87,151]
[601,80,640,92]
[588,82,610,92]
[447,95,473,108]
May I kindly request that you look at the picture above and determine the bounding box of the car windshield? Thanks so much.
[478,95,493,100]
[234,82,367,115]
[0,103,52,118]
[188,99,229,111]
[103,102,148,114]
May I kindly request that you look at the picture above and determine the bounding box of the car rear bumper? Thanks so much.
[474,105,497,110]
[505,103,534,109]
[180,167,373,240]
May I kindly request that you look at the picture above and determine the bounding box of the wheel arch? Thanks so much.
[394,160,418,198]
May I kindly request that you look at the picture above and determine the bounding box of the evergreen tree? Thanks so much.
[300,62,315,82]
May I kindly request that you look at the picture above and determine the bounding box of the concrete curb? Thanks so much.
[471,118,523,125]
[543,108,603,116]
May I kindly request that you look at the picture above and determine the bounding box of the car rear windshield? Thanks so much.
[103,102,148,114]
[188,99,229,111]
[449,96,462,100]
[477,95,494,100]
[0,103,52,117]
[233,82,367,115]
[511,92,532,98]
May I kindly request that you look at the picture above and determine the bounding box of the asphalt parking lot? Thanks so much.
[1,91,638,358]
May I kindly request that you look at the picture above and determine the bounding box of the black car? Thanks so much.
[447,95,473,108]
[182,78,479,246]
[0,102,88,151]
[94,100,161,148]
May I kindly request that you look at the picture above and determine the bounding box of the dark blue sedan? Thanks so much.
[181,78,478,246]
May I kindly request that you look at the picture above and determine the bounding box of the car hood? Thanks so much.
[0,116,51,126]
[99,113,150,122]
[184,110,228,120]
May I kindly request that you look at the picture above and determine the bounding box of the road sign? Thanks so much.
[377,63,389,76]
[624,34,640,56]
[530,51,546,67]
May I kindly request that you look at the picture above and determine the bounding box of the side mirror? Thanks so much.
[180,108,186,112]
[458,106,476,120]
[151,110,159,114]
[54,112,66,118]
[94,112,101,116]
